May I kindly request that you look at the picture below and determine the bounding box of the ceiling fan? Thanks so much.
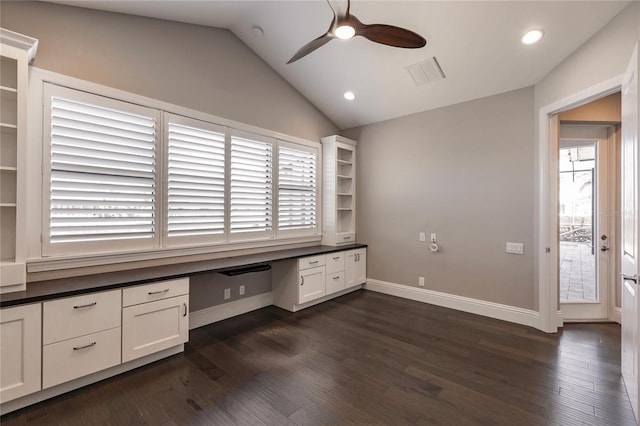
[287,0,426,64]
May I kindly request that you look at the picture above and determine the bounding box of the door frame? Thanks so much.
[537,75,623,333]
[558,129,615,321]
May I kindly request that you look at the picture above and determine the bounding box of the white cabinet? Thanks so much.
[273,248,365,312]
[0,29,37,293]
[0,303,41,403]
[122,279,189,363]
[346,248,367,288]
[321,135,357,246]
[299,266,326,305]
[42,290,122,389]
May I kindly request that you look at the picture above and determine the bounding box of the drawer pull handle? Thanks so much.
[309,260,319,264]
[183,303,188,317]
[332,256,340,260]
[73,302,97,309]
[343,236,351,240]
[148,289,170,295]
[73,342,97,351]
[333,276,341,280]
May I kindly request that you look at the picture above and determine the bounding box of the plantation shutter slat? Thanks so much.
[167,122,226,237]
[49,96,156,244]
[230,135,273,234]
[278,145,317,231]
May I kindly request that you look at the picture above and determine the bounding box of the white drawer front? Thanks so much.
[122,294,189,363]
[337,232,355,244]
[42,327,121,389]
[326,272,345,295]
[123,278,189,307]
[298,255,325,270]
[43,290,121,345]
[326,252,345,274]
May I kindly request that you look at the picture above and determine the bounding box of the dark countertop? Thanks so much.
[0,244,367,308]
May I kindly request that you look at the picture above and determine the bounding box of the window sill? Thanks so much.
[27,235,322,277]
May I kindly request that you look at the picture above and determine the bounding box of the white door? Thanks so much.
[621,44,639,421]
[559,128,612,321]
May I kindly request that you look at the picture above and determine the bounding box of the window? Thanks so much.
[44,84,159,256]
[41,81,322,263]
[229,131,274,239]
[278,142,319,235]
[166,115,226,244]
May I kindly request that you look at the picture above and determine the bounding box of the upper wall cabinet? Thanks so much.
[0,28,38,293]
[321,135,357,246]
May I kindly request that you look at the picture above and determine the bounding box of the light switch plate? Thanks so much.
[506,242,524,255]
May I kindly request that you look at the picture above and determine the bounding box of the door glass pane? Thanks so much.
[559,143,597,302]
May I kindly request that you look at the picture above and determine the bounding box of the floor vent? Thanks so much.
[405,57,446,86]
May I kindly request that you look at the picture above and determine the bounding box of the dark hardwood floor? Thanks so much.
[2,290,634,425]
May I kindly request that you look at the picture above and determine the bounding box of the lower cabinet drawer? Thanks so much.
[42,327,121,389]
[326,271,345,295]
[122,294,189,363]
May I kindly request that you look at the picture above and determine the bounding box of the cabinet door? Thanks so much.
[122,295,189,363]
[346,249,367,288]
[298,266,326,304]
[354,249,367,284]
[0,303,41,403]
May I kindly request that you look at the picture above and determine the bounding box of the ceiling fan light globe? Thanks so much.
[335,25,356,40]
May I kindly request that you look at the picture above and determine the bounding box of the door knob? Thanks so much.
[600,246,610,252]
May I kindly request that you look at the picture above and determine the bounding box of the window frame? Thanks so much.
[33,72,322,271]
[276,140,321,238]
[41,83,162,257]
[163,113,228,248]
[228,129,276,242]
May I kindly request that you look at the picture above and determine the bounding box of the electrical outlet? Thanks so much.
[506,242,524,255]
[224,288,231,300]
[239,285,245,296]
[419,276,425,287]
[419,232,426,242]
[430,233,437,243]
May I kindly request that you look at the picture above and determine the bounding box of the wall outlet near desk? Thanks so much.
[418,276,425,287]
[239,285,245,296]
[224,288,231,299]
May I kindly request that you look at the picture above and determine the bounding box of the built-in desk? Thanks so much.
[0,243,367,414]
[0,244,367,308]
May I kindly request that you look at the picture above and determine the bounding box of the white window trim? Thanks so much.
[276,139,321,239]
[228,129,276,242]
[163,113,228,247]
[41,83,162,257]
[28,67,322,272]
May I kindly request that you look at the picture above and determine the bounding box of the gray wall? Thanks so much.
[535,2,638,109]
[344,87,535,310]
[190,269,272,311]
[0,1,338,142]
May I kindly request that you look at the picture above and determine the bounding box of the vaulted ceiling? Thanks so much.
[45,1,630,129]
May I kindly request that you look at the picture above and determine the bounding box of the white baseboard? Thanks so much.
[189,292,273,330]
[365,279,541,330]
[557,310,564,328]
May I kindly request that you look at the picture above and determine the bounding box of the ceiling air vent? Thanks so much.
[405,57,446,86]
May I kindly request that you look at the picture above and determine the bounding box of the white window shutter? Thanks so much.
[230,133,274,236]
[49,96,157,245]
[167,120,226,239]
[278,143,318,232]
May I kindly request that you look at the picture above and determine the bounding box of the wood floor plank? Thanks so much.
[1,290,634,425]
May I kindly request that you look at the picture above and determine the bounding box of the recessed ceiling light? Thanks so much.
[344,91,356,101]
[335,25,356,40]
[252,26,264,39]
[522,29,544,45]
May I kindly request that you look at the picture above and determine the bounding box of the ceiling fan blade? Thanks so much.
[287,32,334,64]
[356,23,426,48]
